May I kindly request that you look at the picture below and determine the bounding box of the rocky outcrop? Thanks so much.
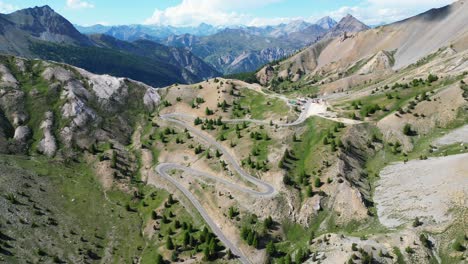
[357,50,394,74]
[0,55,161,157]
[144,88,161,111]
[0,109,14,152]
[337,124,381,207]
[256,65,275,86]
[37,111,57,157]
[13,126,31,142]
[0,64,18,88]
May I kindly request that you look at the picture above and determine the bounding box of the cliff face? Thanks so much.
[0,55,160,157]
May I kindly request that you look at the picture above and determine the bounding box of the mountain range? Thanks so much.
[76,16,367,74]
[0,5,219,87]
[0,5,370,82]
[257,0,468,87]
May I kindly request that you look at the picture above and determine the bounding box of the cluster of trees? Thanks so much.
[240,226,259,248]
[268,247,310,264]
[232,100,252,118]
[191,96,205,108]
[388,141,402,154]
[278,149,297,171]
[243,155,269,171]
[403,124,416,136]
[228,206,239,219]
[361,104,382,118]
[205,107,214,116]
[155,127,178,144]
[162,100,172,107]
[347,245,375,264]
[385,74,438,91]
[427,74,439,83]
[461,80,468,100]
[239,215,275,250]
[194,145,204,155]
[322,124,345,152]
[194,116,227,131]
[217,100,230,112]
[236,126,271,171]
[279,149,305,187]
[154,195,224,262]
[350,101,382,119]
[250,131,271,141]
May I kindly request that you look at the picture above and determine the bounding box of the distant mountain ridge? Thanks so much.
[0,5,219,87]
[75,16,367,74]
[256,1,468,86]
[322,14,370,39]
[76,23,224,41]
[316,16,338,29]
[84,16,368,75]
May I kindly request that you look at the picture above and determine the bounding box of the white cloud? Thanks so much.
[66,0,94,9]
[144,0,281,26]
[367,0,454,7]
[329,0,456,25]
[144,0,457,27]
[0,1,18,13]
[247,17,302,27]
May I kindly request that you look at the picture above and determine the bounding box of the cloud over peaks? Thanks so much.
[66,0,94,10]
[144,0,281,26]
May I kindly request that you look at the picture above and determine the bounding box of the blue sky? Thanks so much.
[0,0,455,26]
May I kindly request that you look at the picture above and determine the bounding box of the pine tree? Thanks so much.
[295,248,304,264]
[247,230,254,245]
[283,174,293,186]
[168,194,174,204]
[166,236,174,250]
[314,178,322,188]
[266,241,276,256]
[323,137,329,145]
[171,251,178,262]
[203,246,210,261]
[264,216,273,229]
[201,226,209,243]
[155,254,164,264]
[252,233,259,248]
[183,231,190,247]
[228,207,236,219]
[208,237,216,255]
[205,107,213,115]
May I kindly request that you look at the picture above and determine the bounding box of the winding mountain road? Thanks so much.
[152,100,357,263]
